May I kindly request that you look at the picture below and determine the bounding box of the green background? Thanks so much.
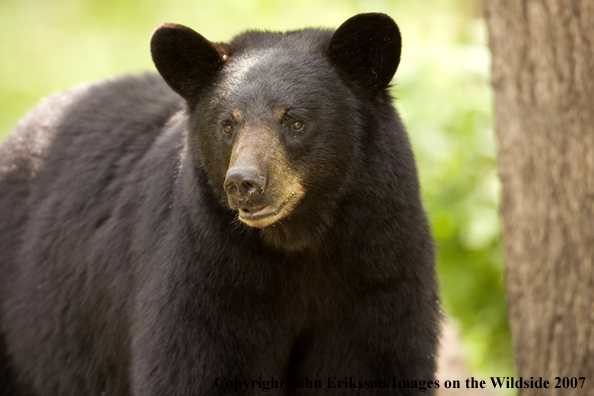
[0,0,515,388]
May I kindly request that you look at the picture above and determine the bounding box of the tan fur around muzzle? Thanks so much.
[228,125,305,228]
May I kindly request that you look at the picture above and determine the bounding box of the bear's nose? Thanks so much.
[224,168,266,198]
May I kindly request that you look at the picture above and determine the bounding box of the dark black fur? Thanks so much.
[0,13,439,396]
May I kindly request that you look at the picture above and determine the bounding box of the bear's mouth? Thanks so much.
[237,193,295,228]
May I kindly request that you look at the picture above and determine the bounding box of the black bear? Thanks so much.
[0,13,439,396]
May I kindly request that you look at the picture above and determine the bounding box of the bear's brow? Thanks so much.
[274,108,286,120]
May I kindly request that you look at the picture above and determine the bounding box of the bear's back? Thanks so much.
[0,73,183,255]
[0,74,187,395]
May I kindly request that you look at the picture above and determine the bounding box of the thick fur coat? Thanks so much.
[0,13,439,396]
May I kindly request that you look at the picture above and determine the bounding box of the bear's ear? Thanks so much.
[327,13,401,91]
[151,23,229,103]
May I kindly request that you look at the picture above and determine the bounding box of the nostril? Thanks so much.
[240,180,258,195]
[225,182,239,195]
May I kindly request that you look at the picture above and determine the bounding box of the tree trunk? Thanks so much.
[484,1,594,394]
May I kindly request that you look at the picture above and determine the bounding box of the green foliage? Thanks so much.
[0,0,515,382]
[395,5,515,377]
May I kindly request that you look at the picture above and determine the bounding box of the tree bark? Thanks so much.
[485,1,594,394]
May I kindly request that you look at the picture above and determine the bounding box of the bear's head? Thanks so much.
[151,13,401,251]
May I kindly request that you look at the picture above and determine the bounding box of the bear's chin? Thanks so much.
[253,209,335,254]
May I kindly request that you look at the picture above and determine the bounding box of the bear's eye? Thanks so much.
[290,121,305,131]
[222,122,234,134]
